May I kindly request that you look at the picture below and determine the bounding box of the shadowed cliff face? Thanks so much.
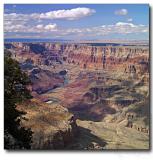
[29,68,65,94]
[19,61,68,95]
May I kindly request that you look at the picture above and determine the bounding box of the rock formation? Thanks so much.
[5,42,149,73]
[17,99,78,149]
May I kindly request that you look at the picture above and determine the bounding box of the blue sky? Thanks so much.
[4,4,149,40]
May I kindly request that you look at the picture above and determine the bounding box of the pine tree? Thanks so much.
[4,49,33,149]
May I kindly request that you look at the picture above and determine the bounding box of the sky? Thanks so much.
[4,4,149,41]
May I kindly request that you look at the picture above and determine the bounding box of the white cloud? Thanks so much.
[36,24,44,29]
[44,24,57,30]
[39,7,95,20]
[115,22,135,27]
[142,29,148,33]
[62,22,148,36]
[4,20,148,38]
[115,9,128,15]
[4,7,95,21]
[5,23,58,33]
[127,18,133,22]
[36,24,57,31]
[4,7,95,35]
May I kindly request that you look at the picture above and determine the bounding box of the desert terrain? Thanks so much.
[5,42,150,150]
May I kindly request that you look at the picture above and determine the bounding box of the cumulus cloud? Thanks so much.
[36,24,57,31]
[36,24,44,29]
[115,9,128,15]
[115,22,135,27]
[4,7,95,21]
[44,24,57,30]
[60,22,149,36]
[127,18,133,22]
[39,7,95,20]
[4,20,148,39]
[5,22,58,33]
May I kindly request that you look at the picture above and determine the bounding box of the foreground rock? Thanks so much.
[17,99,78,149]
[67,119,149,150]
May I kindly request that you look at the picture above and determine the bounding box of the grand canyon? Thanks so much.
[4,4,150,150]
[4,41,150,149]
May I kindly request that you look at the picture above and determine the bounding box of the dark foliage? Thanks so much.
[4,49,33,149]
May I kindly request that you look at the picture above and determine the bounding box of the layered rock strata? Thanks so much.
[5,42,149,74]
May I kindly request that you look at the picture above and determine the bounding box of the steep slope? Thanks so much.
[17,99,78,149]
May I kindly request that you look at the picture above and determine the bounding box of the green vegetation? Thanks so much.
[4,49,33,149]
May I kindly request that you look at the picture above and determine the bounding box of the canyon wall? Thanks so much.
[5,42,149,73]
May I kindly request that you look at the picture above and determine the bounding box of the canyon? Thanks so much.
[5,42,150,150]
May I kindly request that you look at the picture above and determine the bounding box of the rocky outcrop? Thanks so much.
[17,99,78,149]
[76,119,149,149]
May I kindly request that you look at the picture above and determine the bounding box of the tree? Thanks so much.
[4,49,33,149]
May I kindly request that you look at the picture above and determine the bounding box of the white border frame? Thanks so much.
[0,1,152,160]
